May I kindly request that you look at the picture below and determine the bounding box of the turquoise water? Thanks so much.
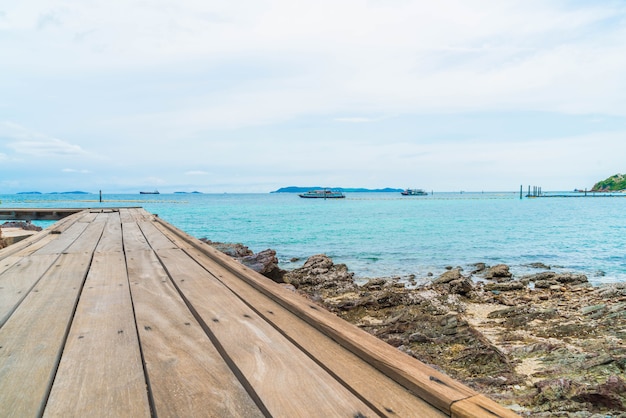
[2,192,625,285]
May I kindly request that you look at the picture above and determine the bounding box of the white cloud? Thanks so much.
[0,1,625,192]
[0,121,91,158]
[62,168,91,173]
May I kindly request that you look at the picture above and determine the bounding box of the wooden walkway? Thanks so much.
[0,208,518,417]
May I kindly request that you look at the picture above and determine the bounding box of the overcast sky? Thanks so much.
[1,1,625,193]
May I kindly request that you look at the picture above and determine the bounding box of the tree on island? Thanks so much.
[592,173,626,191]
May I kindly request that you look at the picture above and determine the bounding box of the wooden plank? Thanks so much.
[0,253,92,417]
[62,214,108,255]
[94,212,122,254]
[43,252,151,418]
[0,211,82,261]
[0,254,60,328]
[137,221,177,250]
[121,222,150,253]
[0,235,58,276]
[125,249,263,417]
[451,395,520,418]
[155,247,376,417]
[154,217,485,415]
[119,208,136,223]
[33,221,90,255]
[181,244,447,417]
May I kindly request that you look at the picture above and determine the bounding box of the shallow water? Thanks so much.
[2,191,625,284]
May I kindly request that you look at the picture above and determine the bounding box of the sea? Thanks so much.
[1,191,625,286]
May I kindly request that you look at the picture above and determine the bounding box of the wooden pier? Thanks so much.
[0,208,518,417]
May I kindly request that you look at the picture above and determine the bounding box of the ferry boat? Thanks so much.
[140,190,160,195]
[401,188,428,196]
[299,189,345,199]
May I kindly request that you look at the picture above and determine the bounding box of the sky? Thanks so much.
[1,0,626,193]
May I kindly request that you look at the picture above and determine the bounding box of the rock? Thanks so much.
[525,262,551,269]
[284,254,356,294]
[483,264,512,281]
[471,262,487,273]
[1,221,43,231]
[240,249,286,282]
[484,281,526,292]
[433,268,463,284]
[554,273,588,285]
[202,240,286,282]
[449,278,474,295]
[534,279,559,289]
[408,332,432,343]
[201,239,253,258]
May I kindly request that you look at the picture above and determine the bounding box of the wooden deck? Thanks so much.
[0,208,518,417]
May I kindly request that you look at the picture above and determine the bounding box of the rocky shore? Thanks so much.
[206,241,626,417]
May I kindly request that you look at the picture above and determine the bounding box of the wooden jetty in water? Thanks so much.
[0,207,518,417]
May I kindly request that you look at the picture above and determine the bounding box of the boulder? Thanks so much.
[484,281,526,292]
[202,240,286,282]
[433,268,463,284]
[483,264,512,281]
[240,249,285,282]
[284,254,357,294]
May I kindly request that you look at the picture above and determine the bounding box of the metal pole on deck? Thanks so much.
[99,190,102,203]
[520,185,523,200]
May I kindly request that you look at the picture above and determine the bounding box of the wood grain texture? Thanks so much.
[0,253,92,417]
[185,244,447,417]
[94,212,122,254]
[43,252,151,418]
[0,211,82,261]
[62,213,108,255]
[125,248,263,418]
[451,395,520,418]
[32,221,90,255]
[154,217,510,416]
[137,221,177,250]
[0,254,60,328]
[120,221,149,253]
[155,247,376,417]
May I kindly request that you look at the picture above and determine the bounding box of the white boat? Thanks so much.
[299,189,345,199]
[401,188,428,196]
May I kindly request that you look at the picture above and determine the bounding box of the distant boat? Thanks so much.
[140,190,160,195]
[299,189,345,199]
[401,188,428,196]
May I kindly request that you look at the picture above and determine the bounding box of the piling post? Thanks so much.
[99,190,102,203]
[520,185,523,200]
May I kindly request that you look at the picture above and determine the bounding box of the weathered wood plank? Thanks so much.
[62,213,109,255]
[451,395,520,418]
[155,247,376,417]
[180,243,447,417]
[0,211,82,261]
[154,217,493,416]
[0,254,60,328]
[32,221,90,256]
[125,248,263,417]
[43,252,151,418]
[120,221,150,253]
[94,212,122,254]
[137,221,177,250]
[0,253,92,417]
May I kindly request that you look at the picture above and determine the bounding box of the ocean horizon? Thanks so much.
[2,191,625,286]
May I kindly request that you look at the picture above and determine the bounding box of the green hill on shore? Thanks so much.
[592,173,626,191]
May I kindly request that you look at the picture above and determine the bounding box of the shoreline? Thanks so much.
[281,256,626,417]
[205,240,626,417]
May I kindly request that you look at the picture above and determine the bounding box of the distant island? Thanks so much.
[592,173,626,192]
[272,186,404,193]
[17,191,91,194]
[174,191,203,194]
